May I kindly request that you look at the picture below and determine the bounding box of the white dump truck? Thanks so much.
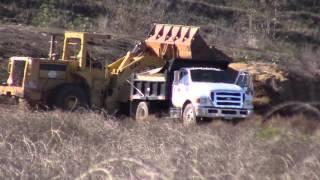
[129,59,254,125]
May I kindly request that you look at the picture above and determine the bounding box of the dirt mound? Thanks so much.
[0,25,50,59]
[0,25,134,61]
[231,62,320,114]
[231,63,287,112]
[231,62,287,107]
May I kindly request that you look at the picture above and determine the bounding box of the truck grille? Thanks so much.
[11,60,27,86]
[211,91,243,108]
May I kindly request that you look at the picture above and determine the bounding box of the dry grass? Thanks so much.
[0,107,319,179]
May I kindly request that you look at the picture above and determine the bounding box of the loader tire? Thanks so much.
[182,103,197,126]
[134,101,149,121]
[54,86,88,111]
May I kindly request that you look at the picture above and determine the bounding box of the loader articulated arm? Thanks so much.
[107,23,232,76]
[107,51,166,76]
[107,24,218,75]
[104,53,166,112]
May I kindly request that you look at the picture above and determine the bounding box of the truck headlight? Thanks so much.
[244,99,251,105]
[244,98,253,108]
[196,97,210,104]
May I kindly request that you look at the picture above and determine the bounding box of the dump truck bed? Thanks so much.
[134,73,166,82]
[130,73,167,101]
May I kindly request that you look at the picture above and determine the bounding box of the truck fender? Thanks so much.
[71,72,93,88]
[182,100,192,111]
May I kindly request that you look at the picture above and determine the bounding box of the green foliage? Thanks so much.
[32,0,55,26]
[30,0,95,29]
[256,126,282,140]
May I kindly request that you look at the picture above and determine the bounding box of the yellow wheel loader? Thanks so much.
[0,24,233,114]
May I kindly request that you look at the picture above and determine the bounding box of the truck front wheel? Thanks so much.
[134,101,149,121]
[182,103,197,126]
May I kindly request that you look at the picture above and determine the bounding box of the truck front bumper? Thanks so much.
[195,106,253,119]
[0,85,24,97]
[0,85,41,103]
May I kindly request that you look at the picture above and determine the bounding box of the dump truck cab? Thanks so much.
[0,32,109,108]
[171,67,254,121]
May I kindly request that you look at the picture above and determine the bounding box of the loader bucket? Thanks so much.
[145,24,232,64]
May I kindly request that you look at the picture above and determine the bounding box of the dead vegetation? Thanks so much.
[0,107,319,179]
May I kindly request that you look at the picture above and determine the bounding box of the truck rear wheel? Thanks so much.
[54,86,88,111]
[134,101,149,121]
[182,103,197,126]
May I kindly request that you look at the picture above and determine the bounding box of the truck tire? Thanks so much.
[54,85,88,111]
[182,103,197,126]
[135,101,149,121]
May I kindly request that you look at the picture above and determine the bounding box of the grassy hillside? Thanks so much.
[0,0,319,77]
[0,1,319,59]
[0,0,319,58]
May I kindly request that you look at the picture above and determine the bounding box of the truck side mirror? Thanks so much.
[173,71,180,85]
[243,87,248,92]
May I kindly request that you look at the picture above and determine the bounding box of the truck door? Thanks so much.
[172,70,189,107]
[235,71,253,95]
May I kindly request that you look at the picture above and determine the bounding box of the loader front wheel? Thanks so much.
[55,86,88,111]
[134,101,149,121]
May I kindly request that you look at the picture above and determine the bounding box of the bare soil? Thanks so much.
[1,25,320,116]
[0,25,135,61]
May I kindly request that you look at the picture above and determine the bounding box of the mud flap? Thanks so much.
[169,107,181,119]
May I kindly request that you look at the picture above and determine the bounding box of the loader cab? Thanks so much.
[61,32,104,71]
[62,32,87,70]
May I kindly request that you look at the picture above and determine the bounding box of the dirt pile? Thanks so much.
[0,25,49,58]
[231,63,288,109]
[231,62,320,114]
[0,25,134,61]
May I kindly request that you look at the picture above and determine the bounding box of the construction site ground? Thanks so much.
[1,25,319,116]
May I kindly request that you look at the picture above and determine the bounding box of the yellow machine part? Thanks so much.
[105,53,166,112]
[145,24,199,59]
[145,23,233,63]
[107,24,209,75]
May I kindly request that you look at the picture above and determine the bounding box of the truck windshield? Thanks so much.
[190,69,235,83]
